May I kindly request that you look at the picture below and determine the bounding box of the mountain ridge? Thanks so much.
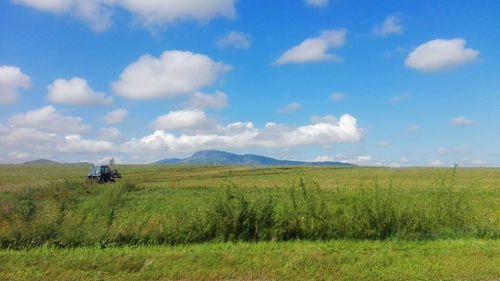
[154,150,355,167]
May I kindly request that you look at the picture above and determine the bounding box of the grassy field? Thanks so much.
[1,164,499,280]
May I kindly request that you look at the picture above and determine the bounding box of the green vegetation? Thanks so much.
[2,240,500,280]
[0,165,499,279]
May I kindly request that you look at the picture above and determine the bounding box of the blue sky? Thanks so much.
[0,0,499,166]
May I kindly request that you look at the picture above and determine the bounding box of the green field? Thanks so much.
[1,165,499,280]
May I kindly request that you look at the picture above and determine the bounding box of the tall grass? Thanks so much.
[0,174,497,249]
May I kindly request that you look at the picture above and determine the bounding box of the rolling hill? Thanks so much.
[154,150,355,166]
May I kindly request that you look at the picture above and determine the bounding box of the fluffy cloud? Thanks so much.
[128,113,363,154]
[217,31,251,49]
[99,127,123,141]
[13,0,113,32]
[150,109,219,133]
[405,38,479,72]
[8,105,90,134]
[329,92,345,102]
[450,116,474,126]
[58,134,115,153]
[112,50,231,99]
[373,14,403,36]
[116,0,236,28]
[0,65,31,104]
[275,29,346,65]
[48,77,112,106]
[304,0,330,8]
[104,109,128,124]
[14,0,237,31]
[1,106,362,163]
[187,91,228,110]
[278,102,302,113]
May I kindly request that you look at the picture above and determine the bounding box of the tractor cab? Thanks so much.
[88,165,121,183]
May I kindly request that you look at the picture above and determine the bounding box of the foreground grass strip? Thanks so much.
[1,240,500,280]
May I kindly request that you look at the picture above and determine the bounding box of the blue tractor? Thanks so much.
[87,165,121,183]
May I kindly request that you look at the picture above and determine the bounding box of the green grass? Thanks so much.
[1,240,500,280]
[0,165,499,279]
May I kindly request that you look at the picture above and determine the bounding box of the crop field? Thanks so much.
[1,165,500,280]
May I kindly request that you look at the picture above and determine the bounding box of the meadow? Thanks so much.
[0,164,499,280]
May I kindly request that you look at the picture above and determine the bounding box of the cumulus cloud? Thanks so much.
[0,65,31,104]
[112,50,231,100]
[405,38,479,72]
[217,31,251,49]
[58,134,115,153]
[450,116,474,126]
[104,109,128,124]
[128,113,363,154]
[304,0,329,8]
[187,91,228,110]
[373,14,403,36]
[48,77,112,106]
[150,109,219,133]
[13,0,113,32]
[329,92,345,102]
[1,106,363,163]
[8,105,90,134]
[13,0,237,32]
[99,127,123,141]
[275,29,346,65]
[0,107,116,160]
[278,102,302,113]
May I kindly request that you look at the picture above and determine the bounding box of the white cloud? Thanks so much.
[150,109,219,132]
[278,102,302,113]
[14,0,237,32]
[8,105,90,134]
[127,113,363,154]
[58,134,115,153]
[0,65,31,104]
[450,116,474,126]
[116,0,237,28]
[304,0,329,8]
[329,92,345,102]
[217,31,251,49]
[187,91,228,110]
[112,50,231,100]
[99,127,123,141]
[104,109,128,124]
[275,29,346,65]
[48,77,112,106]
[13,0,113,32]
[405,38,479,72]
[373,14,403,36]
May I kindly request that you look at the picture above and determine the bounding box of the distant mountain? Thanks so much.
[23,159,60,165]
[154,150,355,167]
